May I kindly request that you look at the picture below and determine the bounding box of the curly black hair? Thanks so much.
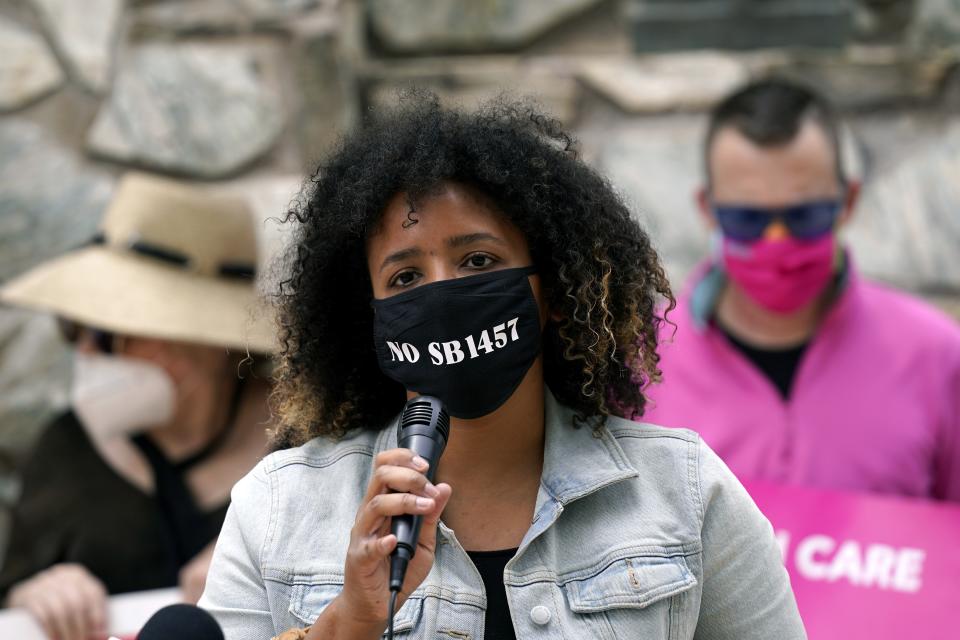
[270,92,674,448]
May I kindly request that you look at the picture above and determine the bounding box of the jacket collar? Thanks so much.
[538,389,639,506]
[373,389,639,507]
[374,391,639,555]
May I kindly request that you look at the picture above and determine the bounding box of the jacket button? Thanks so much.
[530,605,551,625]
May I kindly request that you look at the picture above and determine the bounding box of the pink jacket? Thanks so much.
[643,261,960,501]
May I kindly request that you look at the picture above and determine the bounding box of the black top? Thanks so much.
[721,327,808,399]
[466,548,517,640]
[0,412,230,599]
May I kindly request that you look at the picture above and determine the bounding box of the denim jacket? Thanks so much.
[200,391,806,639]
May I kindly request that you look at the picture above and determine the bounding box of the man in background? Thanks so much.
[644,78,960,500]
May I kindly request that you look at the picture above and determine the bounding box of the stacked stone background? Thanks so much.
[1,0,959,554]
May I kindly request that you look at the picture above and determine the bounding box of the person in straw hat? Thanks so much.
[0,172,276,640]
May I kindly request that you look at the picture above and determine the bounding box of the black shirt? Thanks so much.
[721,327,808,399]
[466,548,518,640]
[0,412,229,598]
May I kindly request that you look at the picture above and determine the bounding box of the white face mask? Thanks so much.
[71,351,176,439]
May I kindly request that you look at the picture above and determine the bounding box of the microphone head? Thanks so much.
[138,604,224,640]
[399,395,450,444]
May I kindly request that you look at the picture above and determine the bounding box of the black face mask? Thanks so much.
[372,266,542,419]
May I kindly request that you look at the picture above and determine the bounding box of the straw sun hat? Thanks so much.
[1,173,276,353]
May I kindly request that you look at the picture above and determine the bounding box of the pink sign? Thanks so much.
[744,480,960,639]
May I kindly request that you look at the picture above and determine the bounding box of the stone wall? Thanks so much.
[1,0,959,554]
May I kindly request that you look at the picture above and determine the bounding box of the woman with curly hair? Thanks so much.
[199,94,805,640]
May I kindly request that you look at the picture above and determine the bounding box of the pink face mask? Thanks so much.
[722,235,836,314]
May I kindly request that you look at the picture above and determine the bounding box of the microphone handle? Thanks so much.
[389,432,443,591]
[391,432,443,555]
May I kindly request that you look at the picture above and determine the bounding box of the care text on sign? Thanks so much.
[744,479,960,640]
[776,532,925,592]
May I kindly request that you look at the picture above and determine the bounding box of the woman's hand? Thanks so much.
[179,539,217,604]
[325,448,452,637]
[6,563,108,640]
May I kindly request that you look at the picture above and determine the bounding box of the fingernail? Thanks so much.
[416,497,433,509]
[413,455,428,469]
[424,483,440,498]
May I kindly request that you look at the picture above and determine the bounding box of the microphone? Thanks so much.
[137,604,224,640]
[389,395,450,592]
